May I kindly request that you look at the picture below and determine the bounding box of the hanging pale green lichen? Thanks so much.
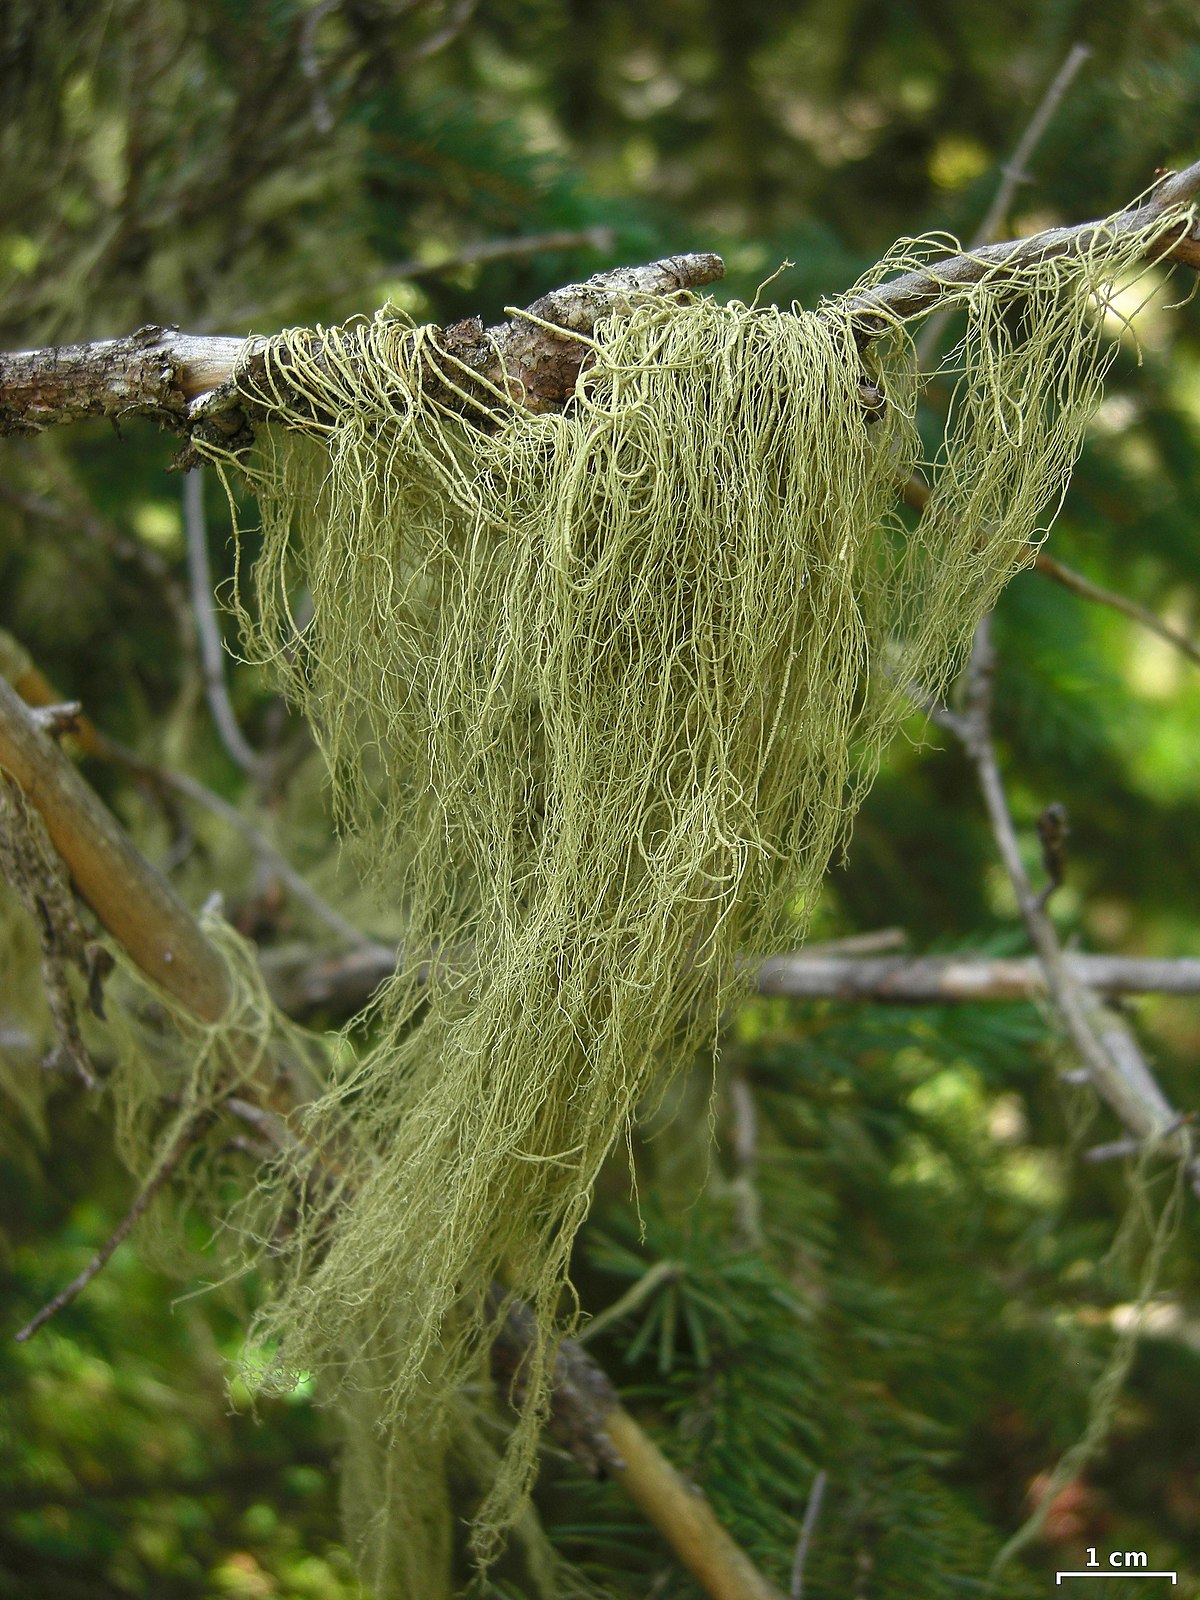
[99,907,315,1278]
[201,204,1188,1550]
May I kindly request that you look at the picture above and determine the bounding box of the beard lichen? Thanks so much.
[196,206,1188,1560]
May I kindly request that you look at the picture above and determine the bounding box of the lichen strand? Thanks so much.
[201,203,1188,1560]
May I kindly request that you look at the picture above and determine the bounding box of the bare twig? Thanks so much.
[789,1469,828,1600]
[915,42,1092,366]
[794,927,907,956]
[28,702,83,739]
[226,1094,301,1155]
[974,46,1093,251]
[938,615,1190,1164]
[756,950,1200,1003]
[1034,551,1200,668]
[900,474,1200,671]
[1083,1137,1143,1164]
[761,947,1200,998]
[14,1114,206,1342]
[152,763,378,952]
[401,0,477,62]
[0,478,196,662]
[299,0,340,134]
[182,468,263,779]
[389,225,616,281]
[495,1297,785,1597]
[265,937,1200,1019]
[728,1075,763,1246]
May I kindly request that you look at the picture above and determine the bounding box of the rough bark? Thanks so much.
[0,255,725,439]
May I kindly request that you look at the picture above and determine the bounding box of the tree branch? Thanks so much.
[914,40,1092,366]
[900,473,1200,668]
[1033,551,1200,668]
[971,44,1092,254]
[933,617,1191,1164]
[0,326,245,435]
[13,1113,208,1343]
[0,255,725,437]
[849,157,1200,331]
[182,468,265,778]
[754,951,1200,1004]
[4,157,1199,438]
[263,939,1200,1019]
[789,1468,827,1600]
[0,675,231,1020]
[388,224,616,281]
[3,632,370,952]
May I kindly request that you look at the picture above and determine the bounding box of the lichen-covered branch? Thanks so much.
[850,156,1200,330]
[0,255,725,438]
[4,158,1200,439]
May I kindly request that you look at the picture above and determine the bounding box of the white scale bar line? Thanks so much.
[1055,1576,1177,1584]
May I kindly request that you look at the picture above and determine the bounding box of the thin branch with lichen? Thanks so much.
[2,160,1200,443]
[0,255,726,437]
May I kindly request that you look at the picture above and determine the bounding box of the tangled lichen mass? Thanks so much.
[196,205,1187,1563]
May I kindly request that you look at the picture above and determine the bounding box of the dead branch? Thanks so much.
[389,224,616,281]
[0,326,246,436]
[182,468,264,778]
[1034,551,1200,668]
[264,938,1200,1019]
[789,1468,828,1600]
[915,41,1092,366]
[930,616,1190,1164]
[901,473,1200,669]
[4,157,1200,440]
[755,951,1200,1004]
[13,1113,207,1342]
[0,255,725,437]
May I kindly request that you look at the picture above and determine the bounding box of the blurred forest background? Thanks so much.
[3,1,1200,1596]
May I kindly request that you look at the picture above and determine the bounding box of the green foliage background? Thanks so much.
[2,1,1200,1595]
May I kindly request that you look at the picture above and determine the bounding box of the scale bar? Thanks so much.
[1056,1576,1176,1585]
